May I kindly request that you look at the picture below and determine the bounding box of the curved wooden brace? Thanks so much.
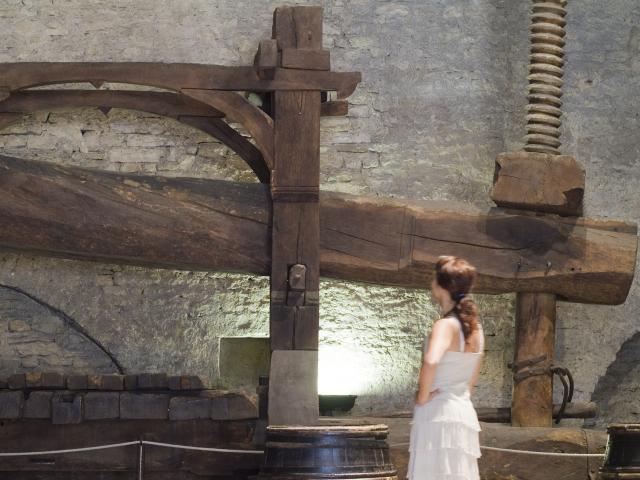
[0,63,361,98]
[0,90,270,183]
[182,89,274,171]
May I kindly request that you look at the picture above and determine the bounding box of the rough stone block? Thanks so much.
[67,375,88,390]
[124,375,138,390]
[210,393,257,421]
[87,374,124,390]
[138,373,168,390]
[8,373,26,389]
[84,392,120,420]
[24,391,53,418]
[168,375,205,390]
[120,393,169,419]
[44,372,65,388]
[27,372,65,389]
[52,393,82,424]
[0,391,24,418]
[268,350,318,425]
[8,319,30,332]
[169,396,211,420]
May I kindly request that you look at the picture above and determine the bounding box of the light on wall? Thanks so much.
[318,344,374,395]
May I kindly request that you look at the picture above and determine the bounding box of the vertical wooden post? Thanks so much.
[511,292,556,426]
[267,6,323,426]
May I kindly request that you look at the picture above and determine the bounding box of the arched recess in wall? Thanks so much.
[591,331,640,426]
[0,87,274,183]
[0,284,123,374]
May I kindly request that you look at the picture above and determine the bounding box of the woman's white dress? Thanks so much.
[407,316,484,479]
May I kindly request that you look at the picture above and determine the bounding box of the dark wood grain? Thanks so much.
[0,155,635,305]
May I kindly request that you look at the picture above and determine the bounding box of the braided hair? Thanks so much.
[435,255,480,341]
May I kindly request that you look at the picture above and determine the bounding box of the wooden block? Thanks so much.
[281,48,330,70]
[490,151,585,216]
[321,100,348,116]
[272,6,323,50]
[254,39,278,80]
[292,6,323,49]
[52,393,82,424]
[67,375,88,390]
[0,391,24,419]
[270,305,295,350]
[23,391,53,419]
[8,373,26,389]
[137,373,168,390]
[294,306,319,350]
[169,396,212,420]
[268,350,318,425]
[120,393,169,419]
[84,392,120,420]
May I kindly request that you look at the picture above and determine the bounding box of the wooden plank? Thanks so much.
[0,155,636,305]
[0,63,361,99]
[282,48,330,70]
[0,90,223,118]
[182,89,275,170]
[511,292,556,427]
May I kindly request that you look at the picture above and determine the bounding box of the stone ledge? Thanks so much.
[0,389,257,423]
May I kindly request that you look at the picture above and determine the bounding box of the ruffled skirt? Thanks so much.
[407,391,481,479]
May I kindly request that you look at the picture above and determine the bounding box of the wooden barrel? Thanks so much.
[599,424,640,479]
[258,423,398,479]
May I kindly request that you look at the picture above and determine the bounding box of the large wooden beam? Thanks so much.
[0,63,361,99]
[0,155,635,305]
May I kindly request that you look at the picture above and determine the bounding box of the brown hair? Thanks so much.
[435,255,481,341]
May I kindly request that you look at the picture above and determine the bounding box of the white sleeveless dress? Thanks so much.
[407,317,484,479]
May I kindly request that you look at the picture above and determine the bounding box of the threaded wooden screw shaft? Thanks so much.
[525,0,567,155]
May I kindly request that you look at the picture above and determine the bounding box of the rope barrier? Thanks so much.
[389,442,605,457]
[143,440,263,454]
[0,440,264,457]
[0,439,604,459]
[0,441,140,457]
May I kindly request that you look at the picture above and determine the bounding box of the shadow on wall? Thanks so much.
[591,331,640,428]
[0,285,122,375]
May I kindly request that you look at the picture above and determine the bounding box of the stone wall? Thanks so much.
[0,0,638,425]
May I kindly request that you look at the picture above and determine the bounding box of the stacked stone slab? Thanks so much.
[0,371,256,424]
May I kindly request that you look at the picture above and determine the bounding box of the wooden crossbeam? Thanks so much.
[0,63,361,98]
[0,155,635,306]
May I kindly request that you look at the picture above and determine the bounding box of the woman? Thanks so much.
[407,255,484,479]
